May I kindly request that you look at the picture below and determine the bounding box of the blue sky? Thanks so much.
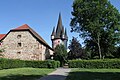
[0,0,120,47]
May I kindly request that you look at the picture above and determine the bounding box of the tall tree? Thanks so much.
[71,0,120,59]
[68,37,84,59]
[54,44,67,66]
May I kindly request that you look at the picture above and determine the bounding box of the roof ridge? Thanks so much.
[11,24,30,30]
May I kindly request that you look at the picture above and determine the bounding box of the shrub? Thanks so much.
[0,58,25,69]
[25,60,60,68]
[0,58,60,70]
[68,59,120,69]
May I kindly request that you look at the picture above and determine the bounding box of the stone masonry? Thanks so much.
[0,24,53,60]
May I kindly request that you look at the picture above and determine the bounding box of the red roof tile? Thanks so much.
[0,34,6,40]
[11,24,29,30]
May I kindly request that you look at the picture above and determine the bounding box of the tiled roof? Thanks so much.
[0,34,6,40]
[10,24,53,50]
[11,24,30,30]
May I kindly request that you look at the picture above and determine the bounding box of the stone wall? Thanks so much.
[0,31,53,60]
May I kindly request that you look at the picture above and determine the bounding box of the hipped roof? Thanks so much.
[1,24,53,50]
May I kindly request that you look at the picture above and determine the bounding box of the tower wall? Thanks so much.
[52,39,63,49]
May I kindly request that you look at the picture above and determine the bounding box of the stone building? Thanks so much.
[0,24,53,60]
[51,13,68,49]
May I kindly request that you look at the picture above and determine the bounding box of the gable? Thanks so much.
[1,24,53,51]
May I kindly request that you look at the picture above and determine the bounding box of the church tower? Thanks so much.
[51,13,68,49]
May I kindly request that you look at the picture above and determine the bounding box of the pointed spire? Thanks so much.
[51,27,55,40]
[56,13,63,38]
[61,26,65,39]
[57,13,62,29]
[51,27,55,36]
[65,28,68,39]
[62,26,64,35]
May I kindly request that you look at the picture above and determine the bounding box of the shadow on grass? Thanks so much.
[38,75,66,80]
[0,75,43,80]
[66,71,120,80]
[0,75,67,80]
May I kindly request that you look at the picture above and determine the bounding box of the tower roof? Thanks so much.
[55,13,63,38]
[51,27,55,36]
[65,28,68,39]
[51,13,68,40]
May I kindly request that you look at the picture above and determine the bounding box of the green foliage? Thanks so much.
[68,59,120,69]
[114,46,120,58]
[68,37,85,59]
[0,58,60,70]
[71,0,120,59]
[25,60,60,68]
[54,44,67,66]
[0,58,25,69]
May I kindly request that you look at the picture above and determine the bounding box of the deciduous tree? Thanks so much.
[71,0,120,59]
[54,44,67,66]
[68,37,84,59]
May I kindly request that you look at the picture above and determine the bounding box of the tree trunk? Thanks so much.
[97,34,102,59]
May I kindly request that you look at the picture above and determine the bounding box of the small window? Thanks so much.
[17,51,21,54]
[17,35,21,39]
[17,43,21,47]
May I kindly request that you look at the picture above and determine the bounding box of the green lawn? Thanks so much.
[66,68,120,80]
[0,68,54,80]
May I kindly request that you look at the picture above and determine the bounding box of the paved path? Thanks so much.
[37,68,71,80]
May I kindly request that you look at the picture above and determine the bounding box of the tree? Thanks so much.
[114,46,120,58]
[71,0,120,59]
[54,44,67,66]
[68,37,84,59]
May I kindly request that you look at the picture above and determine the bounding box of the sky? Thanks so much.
[0,0,120,48]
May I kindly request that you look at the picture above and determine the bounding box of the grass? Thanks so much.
[0,68,54,80]
[66,68,120,80]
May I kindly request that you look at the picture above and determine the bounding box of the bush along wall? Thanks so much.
[25,60,60,68]
[0,58,60,70]
[0,58,25,69]
[68,59,120,69]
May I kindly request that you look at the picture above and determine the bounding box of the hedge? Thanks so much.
[0,58,60,70]
[68,59,120,69]
[25,60,60,68]
[0,58,25,69]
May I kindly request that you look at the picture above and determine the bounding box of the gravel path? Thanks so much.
[37,68,71,80]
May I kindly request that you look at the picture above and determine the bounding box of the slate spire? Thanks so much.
[65,28,68,40]
[51,13,68,39]
[51,27,55,36]
[56,13,63,38]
